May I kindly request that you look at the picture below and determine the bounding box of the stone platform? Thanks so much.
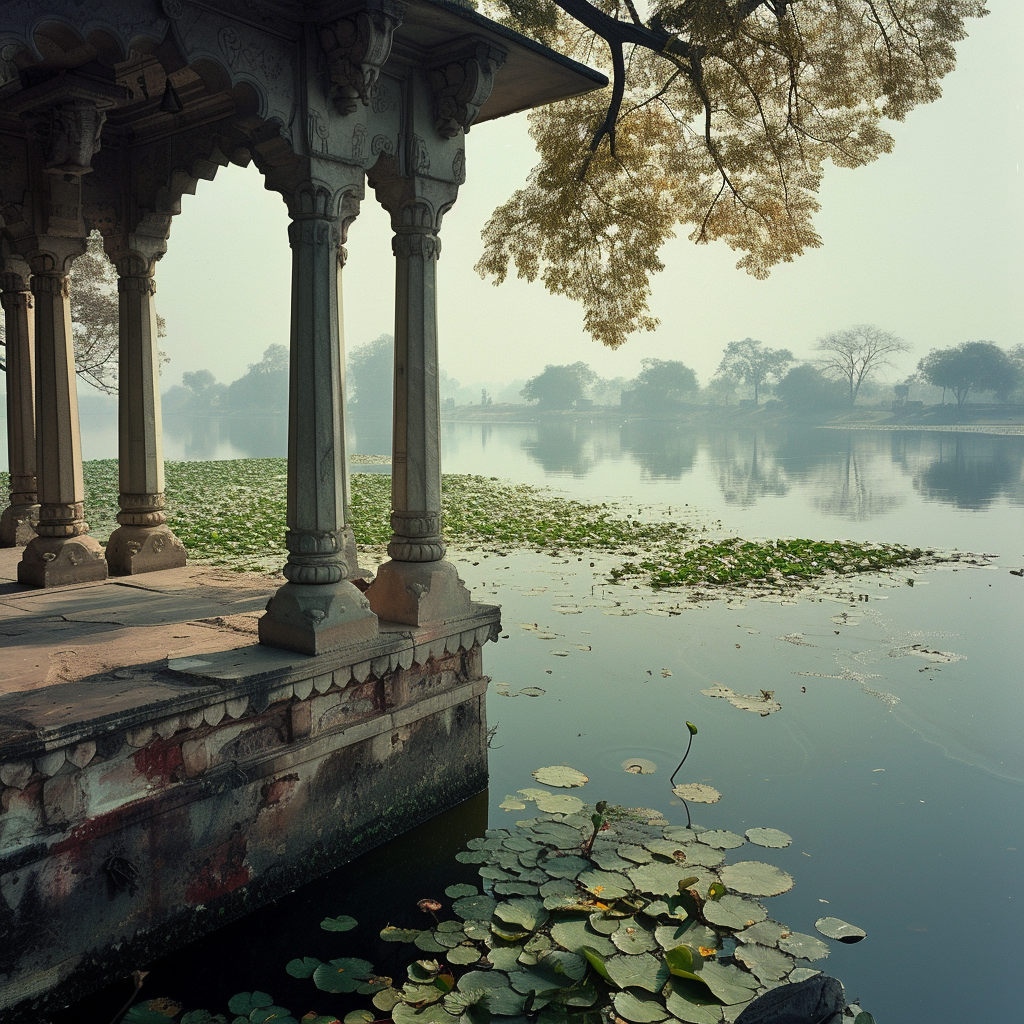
[0,548,500,1016]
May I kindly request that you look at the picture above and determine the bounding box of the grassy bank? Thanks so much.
[1,459,939,590]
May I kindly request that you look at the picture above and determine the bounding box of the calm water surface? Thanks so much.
[21,412,1024,1023]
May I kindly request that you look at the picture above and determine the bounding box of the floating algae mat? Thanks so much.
[123,794,874,1024]
[59,460,947,590]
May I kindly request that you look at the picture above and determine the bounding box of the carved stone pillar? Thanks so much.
[364,209,471,626]
[258,186,377,654]
[105,254,186,575]
[17,254,106,587]
[0,261,39,546]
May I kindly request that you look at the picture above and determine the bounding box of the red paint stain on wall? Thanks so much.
[133,737,184,783]
[260,774,299,808]
[185,828,251,904]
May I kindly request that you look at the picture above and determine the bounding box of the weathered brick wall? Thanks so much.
[0,639,491,1016]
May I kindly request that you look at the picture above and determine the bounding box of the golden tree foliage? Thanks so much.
[476,0,986,348]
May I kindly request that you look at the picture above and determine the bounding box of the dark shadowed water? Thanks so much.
[13,412,1022,1023]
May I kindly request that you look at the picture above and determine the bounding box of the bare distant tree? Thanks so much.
[814,325,910,407]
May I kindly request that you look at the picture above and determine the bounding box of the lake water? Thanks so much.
[14,411,1024,1023]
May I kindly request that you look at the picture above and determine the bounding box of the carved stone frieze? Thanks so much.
[427,38,508,139]
[319,1,406,116]
[392,231,440,260]
[22,100,109,177]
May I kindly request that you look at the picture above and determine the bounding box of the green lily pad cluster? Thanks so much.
[122,801,871,1024]
[7,460,935,589]
[357,804,870,1023]
[613,537,930,590]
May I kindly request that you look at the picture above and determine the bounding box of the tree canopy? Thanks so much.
[814,323,909,406]
[1,231,167,391]
[917,341,1019,407]
[713,337,793,404]
[347,333,394,417]
[477,1,985,347]
[629,357,699,408]
[227,344,289,414]
[521,361,598,408]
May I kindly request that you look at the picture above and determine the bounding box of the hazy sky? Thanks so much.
[152,4,1022,391]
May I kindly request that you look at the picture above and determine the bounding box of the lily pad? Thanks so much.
[814,916,866,943]
[701,684,782,716]
[446,945,481,966]
[536,793,586,815]
[719,861,794,897]
[500,795,528,811]
[604,952,671,992]
[392,1003,451,1024]
[495,896,548,932]
[578,868,631,899]
[703,896,767,931]
[744,828,792,849]
[591,846,632,871]
[696,830,745,850]
[542,950,588,982]
[312,958,375,994]
[532,765,589,789]
[551,917,616,956]
[627,861,693,897]
[695,961,759,1005]
[321,914,358,932]
[445,883,478,899]
[520,687,547,697]
[612,990,669,1022]
[778,932,830,960]
[677,844,725,868]
[458,970,511,992]
[665,978,726,1023]
[733,942,793,982]
[541,854,590,879]
[453,894,497,921]
[529,820,588,848]
[735,920,789,947]
[611,918,659,955]
[672,784,722,804]
[285,957,321,978]
[622,758,658,775]
[380,926,422,943]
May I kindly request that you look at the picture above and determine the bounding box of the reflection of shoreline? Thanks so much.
[819,424,1024,436]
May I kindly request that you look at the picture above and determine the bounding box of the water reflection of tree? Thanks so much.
[619,421,698,480]
[709,432,788,505]
[913,435,1024,510]
[811,433,903,519]
[520,421,605,476]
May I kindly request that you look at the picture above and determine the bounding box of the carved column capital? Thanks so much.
[23,99,107,176]
[0,270,31,308]
[427,38,508,139]
[319,1,406,116]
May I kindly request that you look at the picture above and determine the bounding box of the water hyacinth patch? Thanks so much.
[126,803,872,1024]
[12,461,944,588]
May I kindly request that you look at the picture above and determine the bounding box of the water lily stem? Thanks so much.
[670,731,694,787]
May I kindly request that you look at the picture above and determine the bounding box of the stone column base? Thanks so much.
[17,534,107,587]
[341,525,373,582]
[0,502,39,547]
[106,524,187,576]
[366,559,473,627]
[259,580,379,655]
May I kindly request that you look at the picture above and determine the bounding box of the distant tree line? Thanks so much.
[156,330,1022,422]
[515,330,1023,415]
